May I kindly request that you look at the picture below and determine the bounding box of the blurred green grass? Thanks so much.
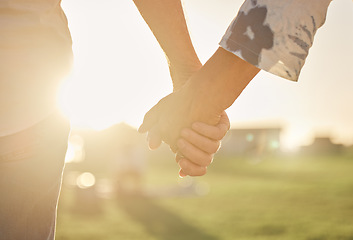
[56,155,353,240]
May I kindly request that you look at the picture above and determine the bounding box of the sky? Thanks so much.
[59,0,353,151]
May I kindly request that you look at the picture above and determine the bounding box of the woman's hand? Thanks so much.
[176,111,230,177]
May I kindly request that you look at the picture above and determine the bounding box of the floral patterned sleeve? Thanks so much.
[219,0,333,81]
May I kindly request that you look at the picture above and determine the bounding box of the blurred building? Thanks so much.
[65,122,148,175]
[343,145,353,157]
[219,127,282,157]
[62,122,150,202]
[300,137,345,155]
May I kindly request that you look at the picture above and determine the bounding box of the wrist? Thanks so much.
[195,47,260,110]
[168,57,202,91]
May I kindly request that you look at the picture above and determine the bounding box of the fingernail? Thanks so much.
[179,169,187,178]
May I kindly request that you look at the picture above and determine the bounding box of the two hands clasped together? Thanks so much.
[133,0,260,177]
[138,58,230,178]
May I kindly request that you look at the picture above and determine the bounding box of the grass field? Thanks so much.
[56,154,353,240]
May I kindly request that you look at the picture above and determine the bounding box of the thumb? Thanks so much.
[147,127,162,150]
[138,100,165,133]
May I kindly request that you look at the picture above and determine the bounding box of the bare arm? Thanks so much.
[132,1,238,176]
[132,0,201,90]
[191,47,260,117]
[139,48,260,176]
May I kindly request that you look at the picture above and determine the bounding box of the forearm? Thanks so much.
[189,47,260,123]
[132,0,201,78]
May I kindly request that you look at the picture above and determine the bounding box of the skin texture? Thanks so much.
[139,48,260,176]
[133,0,233,176]
[132,0,202,89]
[177,112,230,177]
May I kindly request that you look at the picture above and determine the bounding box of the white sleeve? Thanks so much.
[219,0,333,81]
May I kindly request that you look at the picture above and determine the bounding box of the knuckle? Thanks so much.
[199,155,213,167]
[211,141,221,153]
[204,141,220,154]
[215,132,224,141]
[220,125,229,137]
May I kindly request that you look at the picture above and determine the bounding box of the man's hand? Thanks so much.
[139,48,259,176]
[139,47,259,148]
[168,61,202,91]
[147,55,228,177]
[138,72,224,152]
[145,111,230,177]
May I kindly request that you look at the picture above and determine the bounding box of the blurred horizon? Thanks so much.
[57,122,353,239]
[59,0,353,151]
